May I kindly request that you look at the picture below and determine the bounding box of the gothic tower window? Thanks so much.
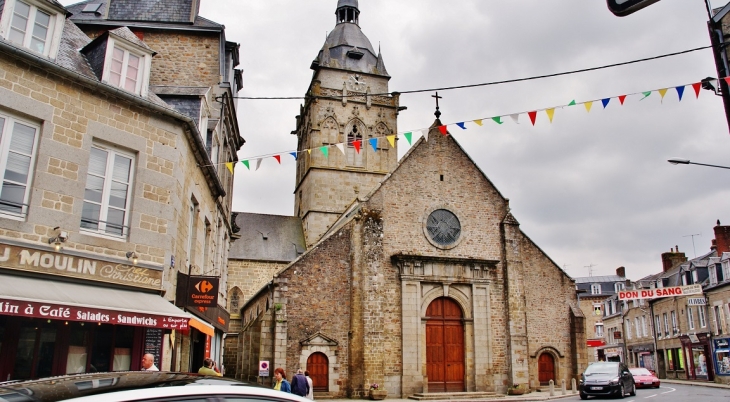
[346,120,365,167]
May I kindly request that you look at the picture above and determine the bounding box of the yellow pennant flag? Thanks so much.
[225,162,233,173]
[387,135,396,148]
[473,119,483,126]
[584,101,593,112]
[546,108,555,123]
[307,149,311,155]
[658,88,668,100]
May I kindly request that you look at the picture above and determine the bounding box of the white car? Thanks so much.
[63,384,312,402]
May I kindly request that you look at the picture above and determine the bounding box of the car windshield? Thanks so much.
[630,368,652,376]
[584,363,618,375]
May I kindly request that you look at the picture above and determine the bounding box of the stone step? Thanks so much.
[313,392,336,400]
[408,392,503,400]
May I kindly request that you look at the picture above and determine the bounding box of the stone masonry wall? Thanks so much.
[228,259,287,305]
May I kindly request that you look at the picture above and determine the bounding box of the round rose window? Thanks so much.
[426,209,461,246]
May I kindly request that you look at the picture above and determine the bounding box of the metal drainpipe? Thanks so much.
[650,300,659,375]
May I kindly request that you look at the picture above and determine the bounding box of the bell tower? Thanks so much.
[293,0,402,247]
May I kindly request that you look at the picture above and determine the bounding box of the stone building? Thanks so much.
[600,294,626,363]
[0,0,242,379]
[226,0,586,397]
[704,223,730,384]
[574,267,627,362]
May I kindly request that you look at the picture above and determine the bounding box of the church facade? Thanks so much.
[225,0,586,397]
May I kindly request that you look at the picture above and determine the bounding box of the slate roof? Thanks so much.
[66,0,223,30]
[151,86,210,96]
[574,275,624,284]
[229,213,306,262]
[108,27,155,53]
[56,19,96,79]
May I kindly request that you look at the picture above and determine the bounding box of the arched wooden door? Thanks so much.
[538,353,555,385]
[426,297,465,392]
[307,352,329,392]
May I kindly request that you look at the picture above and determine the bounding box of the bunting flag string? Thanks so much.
[230,78,713,172]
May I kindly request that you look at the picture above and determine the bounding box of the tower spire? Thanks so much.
[336,0,360,25]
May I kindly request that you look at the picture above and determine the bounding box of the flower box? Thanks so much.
[369,390,388,400]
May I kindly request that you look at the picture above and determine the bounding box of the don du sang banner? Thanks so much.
[618,284,703,300]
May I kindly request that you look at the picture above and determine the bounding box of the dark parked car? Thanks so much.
[0,371,306,402]
[579,361,636,399]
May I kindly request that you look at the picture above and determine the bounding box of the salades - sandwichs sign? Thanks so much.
[0,242,162,289]
[0,298,189,330]
[618,284,703,300]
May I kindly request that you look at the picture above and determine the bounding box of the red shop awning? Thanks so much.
[0,273,190,330]
[587,340,606,347]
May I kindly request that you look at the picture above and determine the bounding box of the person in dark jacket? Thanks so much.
[291,368,310,397]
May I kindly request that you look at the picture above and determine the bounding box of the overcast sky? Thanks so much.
[64,0,730,281]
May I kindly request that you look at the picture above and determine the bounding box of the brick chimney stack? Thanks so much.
[661,246,687,272]
[616,266,626,278]
[714,220,730,255]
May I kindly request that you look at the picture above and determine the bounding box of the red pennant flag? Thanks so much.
[528,111,537,125]
[618,95,627,105]
[354,140,361,153]
[438,125,448,135]
[692,82,701,98]
[273,155,281,164]
[725,77,730,88]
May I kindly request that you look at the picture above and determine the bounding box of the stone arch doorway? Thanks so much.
[307,352,329,392]
[426,297,465,392]
[538,353,556,385]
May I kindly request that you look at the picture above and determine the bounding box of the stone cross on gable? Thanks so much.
[432,92,442,119]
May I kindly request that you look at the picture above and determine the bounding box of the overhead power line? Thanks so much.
[234,45,712,100]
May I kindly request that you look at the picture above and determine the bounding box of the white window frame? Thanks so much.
[687,306,695,330]
[595,323,604,338]
[186,199,198,265]
[626,320,632,340]
[655,315,662,338]
[80,143,135,239]
[591,284,601,295]
[723,260,730,281]
[0,0,64,58]
[614,282,624,293]
[714,305,724,336]
[671,310,678,335]
[698,305,707,328]
[663,313,669,335]
[635,317,641,338]
[101,37,152,97]
[642,315,648,337]
[0,110,40,220]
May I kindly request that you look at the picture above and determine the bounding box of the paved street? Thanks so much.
[558,382,730,402]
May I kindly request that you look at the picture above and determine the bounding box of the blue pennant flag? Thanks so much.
[289,152,298,160]
[456,122,467,130]
[676,86,685,101]
[601,98,610,108]
[369,138,378,152]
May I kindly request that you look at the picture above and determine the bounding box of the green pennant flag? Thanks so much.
[492,116,503,125]
[568,100,576,106]
[320,146,329,158]
[640,91,652,101]
[242,160,250,170]
[404,132,412,145]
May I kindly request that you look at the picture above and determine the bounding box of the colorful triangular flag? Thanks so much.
[658,88,668,100]
[618,95,627,105]
[255,158,262,171]
[335,143,345,155]
[242,160,250,170]
[422,129,429,142]
[546,108,555,123]
[601,98,610,108]
[492,116,503,125]
[456,122,466,130]
[584,101,593,112]
[438,125,448,135]
[568,100,576,106]
[354,139,362,153]
[528,111,537,125]
[510,114,520,124]
[676,86,685,101]
[320,146,328,158]
[692,82,701,98]
[273,155,281,164]
[369,138,378,151]
[724,77,730,87]
[225,162,233,173]
[640,91,652,100]
[404,132,412,144]
[289,152,298,160]
[474,119,483,126]
[387,135,396,148]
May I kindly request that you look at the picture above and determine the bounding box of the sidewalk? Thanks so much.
[328,389,576,402]
[661,378,730,389]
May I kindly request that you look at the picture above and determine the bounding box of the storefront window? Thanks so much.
[90,324,113,372]
[113,326,134,371]
[692,347,708,378]
[35,323,57,378]
[66,323,89,374]
[13,320,57,380]
[714,339,730,376]
[667,349,674,370]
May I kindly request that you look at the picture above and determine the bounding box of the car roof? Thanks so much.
[0,372,262,402]
[62,385,312,402]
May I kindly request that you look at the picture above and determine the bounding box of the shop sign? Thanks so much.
[689,334,700,343]
[0,242,162,289]
[618,284,703,300]
[0,298,189,330]
[687,298,707,306]
[715,338,729,349]
[614,331,622,339]
[187,276,219,307]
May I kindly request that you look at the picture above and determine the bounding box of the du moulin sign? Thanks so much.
[618,284,702,301]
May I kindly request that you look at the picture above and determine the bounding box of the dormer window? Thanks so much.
[0,0,65,58]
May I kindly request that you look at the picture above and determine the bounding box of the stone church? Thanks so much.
[224,0,586,397]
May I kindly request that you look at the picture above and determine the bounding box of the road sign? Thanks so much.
[259,361,269,377]
[606,0,661,17]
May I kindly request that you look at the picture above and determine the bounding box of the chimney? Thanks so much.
[661,246,687,272]
[616,266,626,278]
[714,220,730,255]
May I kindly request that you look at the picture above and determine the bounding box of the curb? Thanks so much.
[660,379,730,389]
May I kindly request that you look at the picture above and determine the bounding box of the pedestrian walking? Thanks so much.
[291,368,309,397]
[305,370,314,399]
[273,368,291,393]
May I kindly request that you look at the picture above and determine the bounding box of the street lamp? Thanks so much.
[667,158,730,170]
